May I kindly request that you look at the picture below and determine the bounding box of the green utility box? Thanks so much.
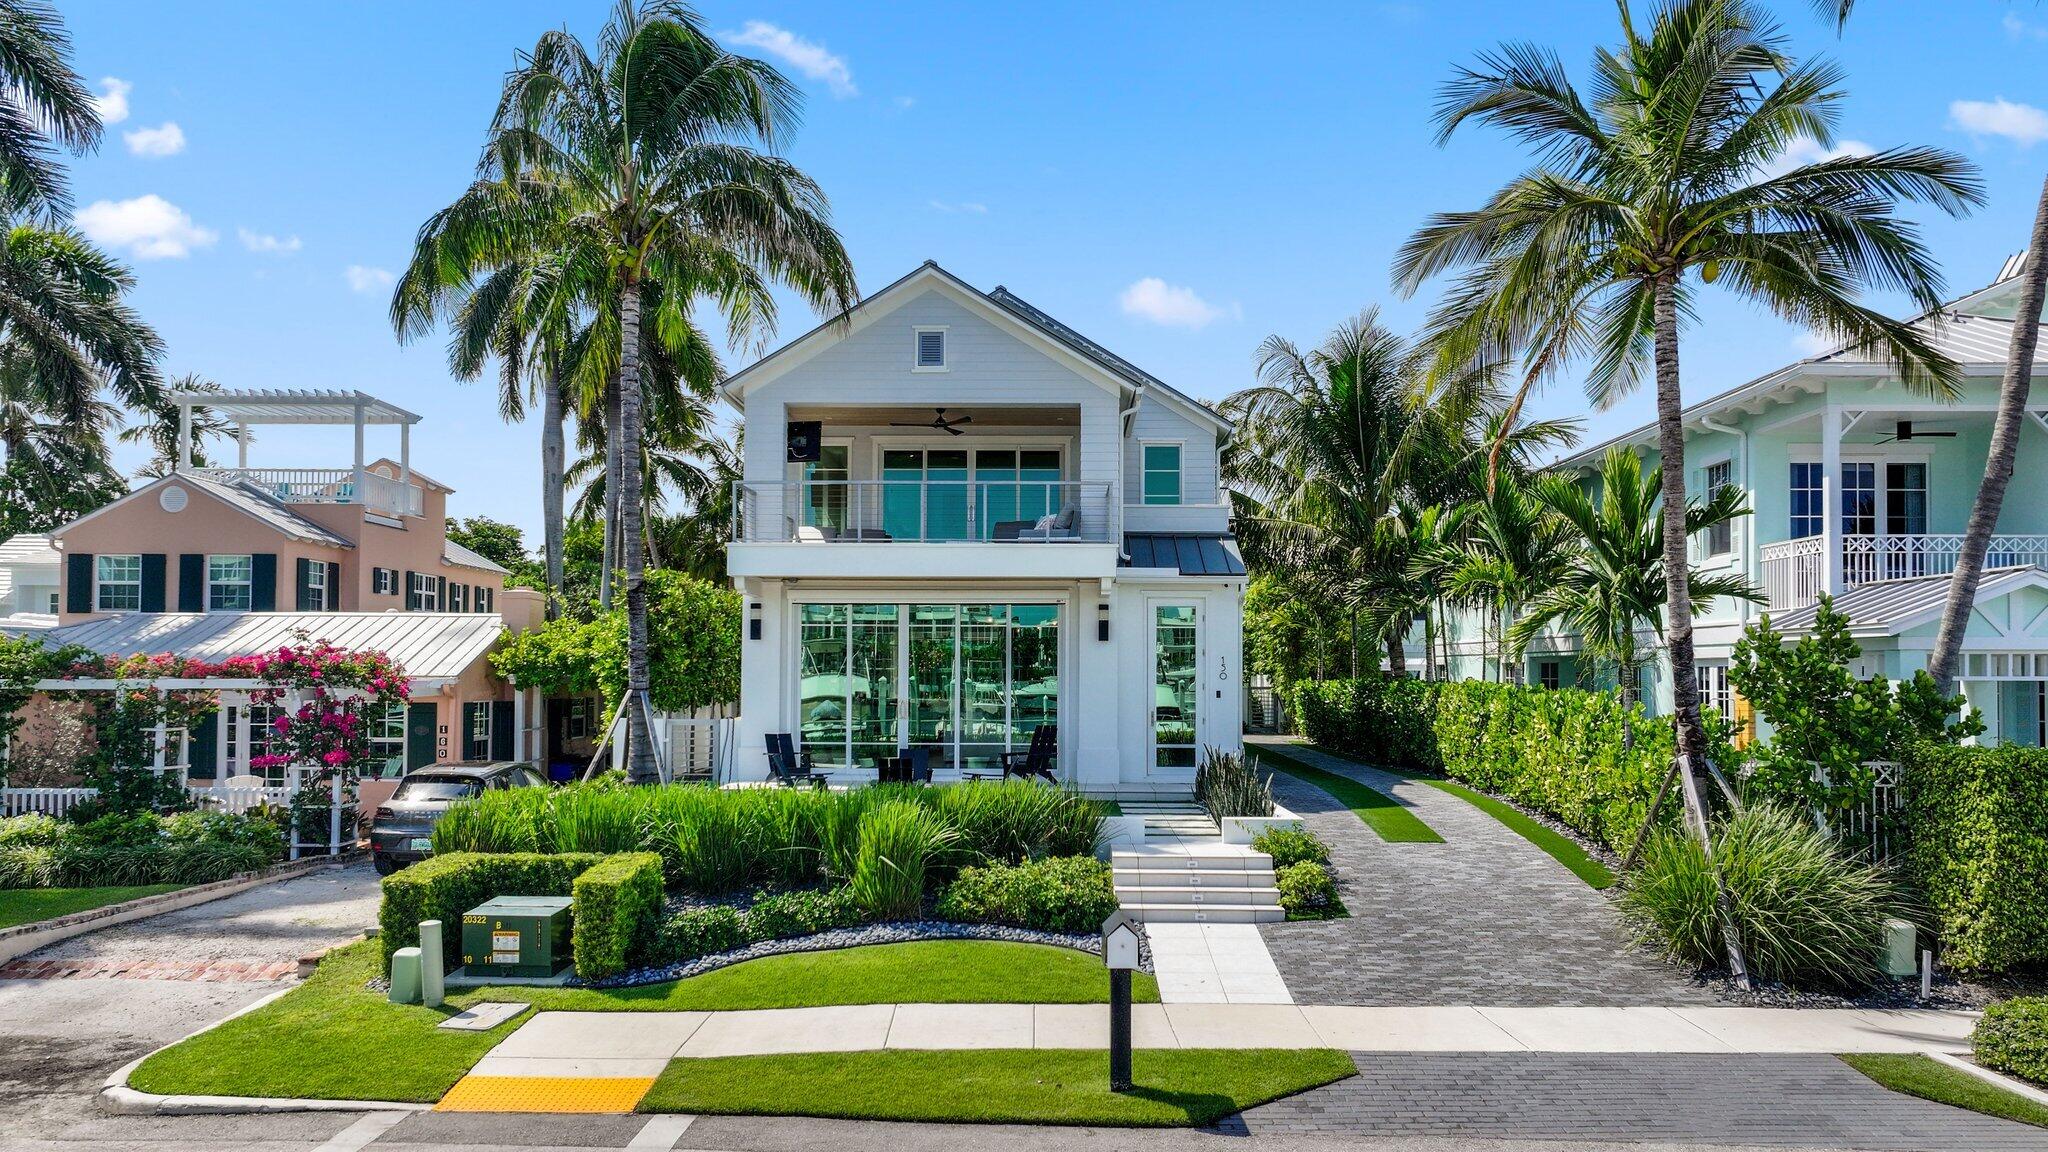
[461,896,573,978]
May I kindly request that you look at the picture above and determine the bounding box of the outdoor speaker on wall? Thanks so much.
[786,421,822,463]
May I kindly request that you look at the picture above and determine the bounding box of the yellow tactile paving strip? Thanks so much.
[436,1075,657,1113]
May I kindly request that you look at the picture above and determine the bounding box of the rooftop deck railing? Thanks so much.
[733,479,1116,544]
[194,466,424,518]
[1761,532,2048,610]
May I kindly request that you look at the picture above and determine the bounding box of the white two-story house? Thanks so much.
[724,262,1244,795]
[1514,257,2048,746]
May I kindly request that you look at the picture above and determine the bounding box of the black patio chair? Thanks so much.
[766,733,827,788]
[965,724,1057,783]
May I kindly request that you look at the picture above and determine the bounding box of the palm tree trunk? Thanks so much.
[541,369,567,619]
[1386,633,1407,676]
[619,279,655,780]
[1929,176,2048,696]
[599,383,622,612]
[1423,608,1438,681]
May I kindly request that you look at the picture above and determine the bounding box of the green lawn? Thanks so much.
[0,885,182,930]
[1403,775,1614,889]
[457,941,1161,1012]
[128,938,1160,1102]
[1840,1053,2048,1129]
[128,940,523,1103]
[638,1048,1357,1126]
[1249,745,1442,843]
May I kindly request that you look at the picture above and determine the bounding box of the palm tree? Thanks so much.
[121,373,232,477]
[478,0,857,776]
[1394,0,1980,844]
[0,1,101,219]
[1510,447,1759,720]
[1433,470,1574,682]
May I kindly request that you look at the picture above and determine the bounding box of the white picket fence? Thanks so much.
[1,783,298,820]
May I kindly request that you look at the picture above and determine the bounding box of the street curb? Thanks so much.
[0,852,361,965]
[1927,1050,2048,1108]
[98,984,431,1116]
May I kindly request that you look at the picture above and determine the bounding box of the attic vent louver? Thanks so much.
[916,329,946,368]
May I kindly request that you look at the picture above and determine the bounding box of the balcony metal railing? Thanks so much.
[734,479,1116,544]
[1762,533,2048,609]
[195,466,424,518]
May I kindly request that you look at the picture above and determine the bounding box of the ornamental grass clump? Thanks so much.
[849,800,959,920]
[917,780,1102,863]
[1619,804,1906,990]
[1196,746,1274,821]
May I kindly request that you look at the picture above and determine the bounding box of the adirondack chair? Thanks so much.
[1000,724,1058,783]
[765,733,827,788]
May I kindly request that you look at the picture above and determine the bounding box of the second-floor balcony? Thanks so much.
[734,479,1117,544]
[195,467,425,519]
[1762,533,2048,610]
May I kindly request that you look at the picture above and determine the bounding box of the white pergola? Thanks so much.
[171,388,423,488]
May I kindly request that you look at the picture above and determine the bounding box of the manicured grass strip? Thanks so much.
[1409,776,1614,890]
[128,940,524,1102]
[1841,1053,2048,1130]
[1249,745,1442,843]
[459,941,1160,1012]
[638,1048,1357,1126]
[0,885,182,929]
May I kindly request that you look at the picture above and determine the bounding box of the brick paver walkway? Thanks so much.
[0,957,300,981]
[1232,1052,2048,1149]
[1249,738,1713,1006]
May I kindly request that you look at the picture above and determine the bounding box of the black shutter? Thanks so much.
[478,586,493,614]
[65,553,92,613]
[327,562,343,610]
[490,701,514,761]
[140,554,167,612]
[461,702,482,760]
[295,558,314,610]
[178,554,204,612]
[435,576,447,611]
[404,570,418,610]
[250,554,277,611]
[186,706,219,780]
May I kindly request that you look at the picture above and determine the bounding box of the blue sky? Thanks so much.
[60,1,2048,538]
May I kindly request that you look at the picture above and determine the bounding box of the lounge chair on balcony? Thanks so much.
[992,505,1081,542]
[766,733,827,788]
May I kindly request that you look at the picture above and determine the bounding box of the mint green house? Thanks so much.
[1434,259,2048,747]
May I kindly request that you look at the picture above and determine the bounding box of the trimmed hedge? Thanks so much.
[1975,997,2048,1087]
[934,856,1117,934]
[1903,742,2048,972]
[1289,675,1441,771]
[379,852,603,972]
[570,852,665,980]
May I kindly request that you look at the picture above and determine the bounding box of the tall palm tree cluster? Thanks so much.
[0,0,170,532]
[396,0,856,776]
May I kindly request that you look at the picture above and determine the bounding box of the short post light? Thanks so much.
[418,919,446,1008]
[1101,909,1142,1092]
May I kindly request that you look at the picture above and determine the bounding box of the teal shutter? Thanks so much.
[406,701,437,769]
[250,554,277,611]
[65,553,92,613]
[140,554,167,612]
[178,554,204,611]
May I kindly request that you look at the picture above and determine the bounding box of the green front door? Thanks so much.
[406,702,438,771]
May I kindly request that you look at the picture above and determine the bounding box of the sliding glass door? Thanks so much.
[798,601,1059,775]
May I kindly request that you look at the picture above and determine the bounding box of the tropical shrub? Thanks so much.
[0,846,53,888]
[655,904,752,963]
[1618,804,1904,989]
[569,852,665,980]
[3,809,285,889]
[491,571,740,714]
[1902,741,2048,972]
[1195,746,1273,820]
[0,813,60,848]
[1251,826,1330,870]
[1974,998,2048,1087]
[1275,861,1339,917]
[1289,675,1441,771]
[849,801,958,920]
[935,856,1117,933]
[378,851,603,971]
[744,886,863,940]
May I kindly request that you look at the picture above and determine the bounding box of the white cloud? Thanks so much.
[927,199,988,214]
[344,264,394,293]
[123,121,185,158]
[723,21,856,98]
[1758,135,1873,179]
[73,194,216,259]
[894,95,916,110]
[1118,278,1237,329]
[2003,11,2047,40]
[238,227,301,255]
[1949,97,2048,146]
[92,77,131,125]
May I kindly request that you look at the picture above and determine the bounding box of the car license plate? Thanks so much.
[409,838,433,852]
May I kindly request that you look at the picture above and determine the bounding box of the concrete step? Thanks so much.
[1119,903,1285,924]
[1113,848,1273,871]
[1120,803,1207,814]
[1113,885,1283,906]
[1113,867,1276,888]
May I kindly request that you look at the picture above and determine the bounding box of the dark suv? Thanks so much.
[368,762,548,875]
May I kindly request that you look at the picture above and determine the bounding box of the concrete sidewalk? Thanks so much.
[467,1004,1978,1079]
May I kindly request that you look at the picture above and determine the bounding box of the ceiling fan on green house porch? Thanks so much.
[1873,421,1959,445]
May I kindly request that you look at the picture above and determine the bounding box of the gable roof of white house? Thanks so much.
[720,261,1229,434]
[1554,262,2047,470]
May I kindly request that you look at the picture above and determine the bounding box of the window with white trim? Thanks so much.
[566,698,594,740]
[466,701,494,760]
[476,585,494,614]
[373,567,398,596]
[1538,660,1561,691]
[304,560,328,610]
[1142,444,1182,506]
[410,571,439,610]
[96,554,142,611]
[369,701,405,778]
[1696,663,1733,722]
[1703,460,1733,556]
[208,555,253,611]
[913,327,947,370]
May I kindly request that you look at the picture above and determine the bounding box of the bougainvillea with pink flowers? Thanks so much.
[217,643,411,780]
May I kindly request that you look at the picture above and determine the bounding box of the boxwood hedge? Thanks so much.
[1903,742,2048,972]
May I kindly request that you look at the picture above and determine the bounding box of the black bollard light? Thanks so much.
[1101,909,1142,1093]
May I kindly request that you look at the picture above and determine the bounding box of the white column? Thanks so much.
[235,422,249,468]
[512,687,528,762]
[177,400,192,472]
[399,422,412,489]
[352,401,366,503]
[1821,403,1843,597]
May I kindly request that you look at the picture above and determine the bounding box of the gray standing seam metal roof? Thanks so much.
[986,286,1230,432]
[1120,533,1247,577]
[0,533,57,566]
[174,472,355,548]
[1767,565,2048,635]
[443,538,510,574]
[43,611,505,682]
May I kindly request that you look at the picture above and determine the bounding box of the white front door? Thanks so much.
[1149,602,1201,777]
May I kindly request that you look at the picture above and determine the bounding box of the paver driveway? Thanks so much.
[1248,737,1713,1006]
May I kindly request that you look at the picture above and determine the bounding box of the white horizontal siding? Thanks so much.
[1126,399,1219,505]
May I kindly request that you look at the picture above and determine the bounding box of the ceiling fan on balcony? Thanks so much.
[1874,420,1957,444]
[890,407,973,436]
